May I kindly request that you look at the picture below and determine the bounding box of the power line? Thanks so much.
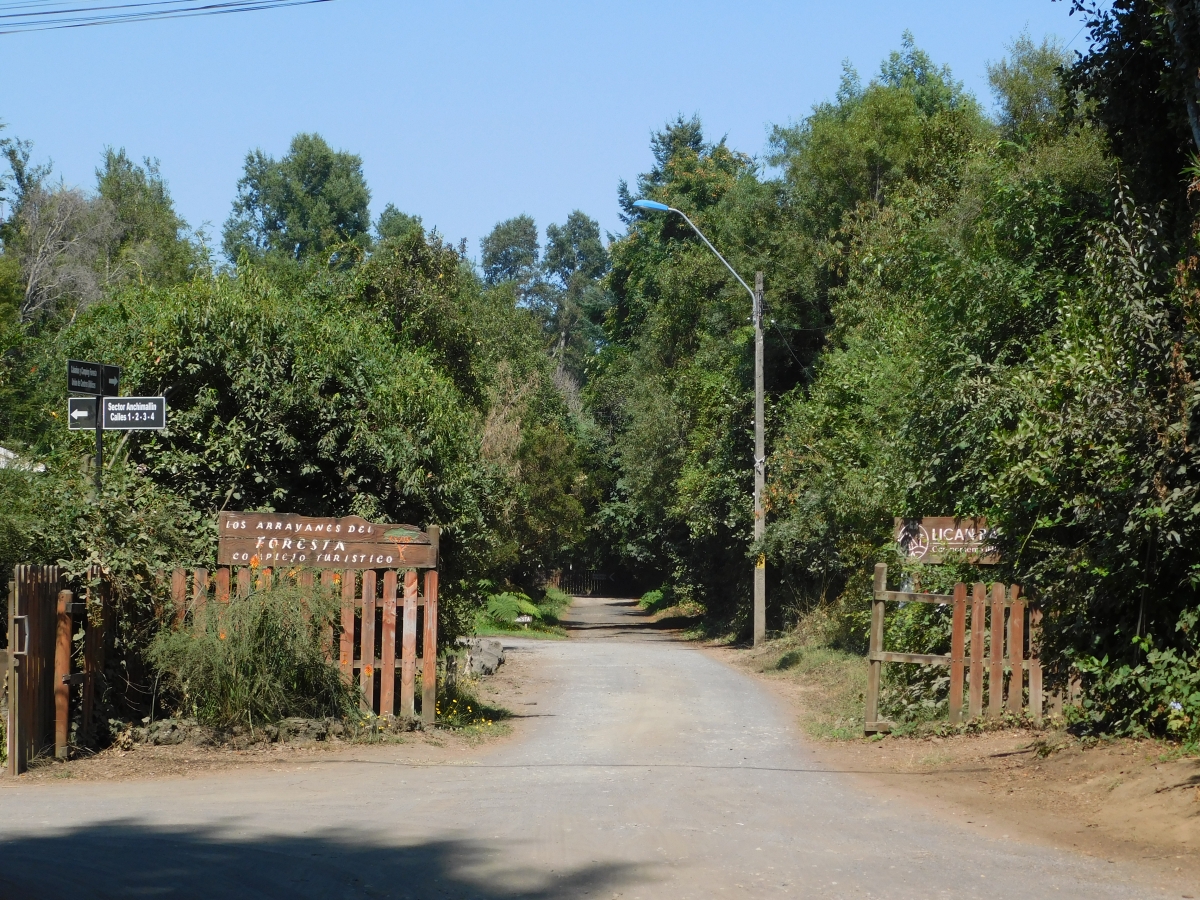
[0,0,336,34]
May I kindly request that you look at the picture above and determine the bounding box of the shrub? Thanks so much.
[538,585,573,622]
[1075,609,1200,743]
[639,588,670,613]
[148,583,357,728]
[484,590,541,626]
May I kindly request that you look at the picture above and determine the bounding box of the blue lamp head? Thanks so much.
[632,199,672,212]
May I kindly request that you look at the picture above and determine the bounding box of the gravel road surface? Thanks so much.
[0,597,1180,898]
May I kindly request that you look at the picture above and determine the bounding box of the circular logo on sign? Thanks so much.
[900,523,930,560]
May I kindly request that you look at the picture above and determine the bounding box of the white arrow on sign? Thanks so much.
[70,408,90,420]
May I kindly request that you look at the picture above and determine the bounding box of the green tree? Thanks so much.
[481,214,540,288]
[375,203,422,243]
[222,132,371,264]
[96,148,203,285]
[987,32,1070,145]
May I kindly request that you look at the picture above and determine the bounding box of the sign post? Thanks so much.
[66,360,163,491]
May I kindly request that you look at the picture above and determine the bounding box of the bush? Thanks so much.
[148,583,357,728]
[639,588,670,613]
[1075,609,1200,743]
[538,585,573,622]
[484,590,541,626]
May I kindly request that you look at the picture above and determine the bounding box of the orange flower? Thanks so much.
[218,631,227,640]
[364,665,374,677]
[249,555,260,569]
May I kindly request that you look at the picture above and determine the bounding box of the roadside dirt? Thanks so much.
[713,642,1200,886]
[0,638,537,787]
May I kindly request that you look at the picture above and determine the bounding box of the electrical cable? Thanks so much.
[0,0,335,34]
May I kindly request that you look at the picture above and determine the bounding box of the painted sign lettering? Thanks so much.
[893,517,999,565]
[217,512,436,569]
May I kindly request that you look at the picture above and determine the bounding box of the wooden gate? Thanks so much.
[6,565,62,774]
[865,563,1045,734]
[5,566,111,774]
[167,564,438,722]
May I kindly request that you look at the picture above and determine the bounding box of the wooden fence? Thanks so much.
[865,563,1046,734]
[167,565,438,722]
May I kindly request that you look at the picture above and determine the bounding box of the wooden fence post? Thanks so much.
[949,582,967,724]
[865,564,886,732]
[422,569,438,724]
[54,589,71,759]
[969,582,985,719]
[1006,586,1024,716]
[989,582,1004,718]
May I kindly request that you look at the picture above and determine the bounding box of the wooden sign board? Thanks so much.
[217,512,436,569]
[893,517,998,565]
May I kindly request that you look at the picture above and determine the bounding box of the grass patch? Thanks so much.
[435,680,512,730]
[474,622,567,639]
[149,582,358,729]
[738,610,867,741]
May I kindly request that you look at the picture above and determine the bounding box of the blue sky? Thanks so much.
[0,1,1087,260]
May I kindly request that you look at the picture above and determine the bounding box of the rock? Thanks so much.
[278,717,328,743]
[147,719,188,746]
[456,637,506,677]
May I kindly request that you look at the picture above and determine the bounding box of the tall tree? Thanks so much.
[480,214,539,288]
[222,133,371,264]
[542,210,609,380]
[96,148,202,286]
[1068,0,1200,229]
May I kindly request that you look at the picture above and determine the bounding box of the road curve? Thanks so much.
[0,597,1177,898]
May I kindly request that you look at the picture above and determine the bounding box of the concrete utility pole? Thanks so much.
[630,200,768,646]
[753,271,766,646]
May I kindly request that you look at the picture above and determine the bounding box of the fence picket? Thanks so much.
[989,582,1004,718]
[969,583,985,719]
[949,583,966,724]
[360,570,377,710]
[401,569,418,718]
[192,568,208,627]
[1006,587,1024,716]
[380,570,398,717]
[339,572,355,679]
[171,569,187,626]
[1028,608,1043,722]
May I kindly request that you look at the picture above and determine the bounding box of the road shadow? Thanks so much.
[0,819,647,899]
[559,597,697,642]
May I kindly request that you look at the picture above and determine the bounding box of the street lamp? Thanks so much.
[632,198,766,646]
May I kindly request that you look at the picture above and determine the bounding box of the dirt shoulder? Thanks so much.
[1,636,538,787]
[710,640,1200,887]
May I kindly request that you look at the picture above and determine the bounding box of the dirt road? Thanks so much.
[0,597,1188,898]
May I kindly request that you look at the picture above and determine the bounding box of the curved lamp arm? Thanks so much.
[632,199,757,307]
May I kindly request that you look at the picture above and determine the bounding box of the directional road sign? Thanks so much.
[68,359,121,395]
[101,364,121,396]
[67,360,102,394]
[101,396,166,430]
[67,396,97,430]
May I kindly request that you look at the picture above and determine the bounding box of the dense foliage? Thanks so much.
[6,4,1200,741]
